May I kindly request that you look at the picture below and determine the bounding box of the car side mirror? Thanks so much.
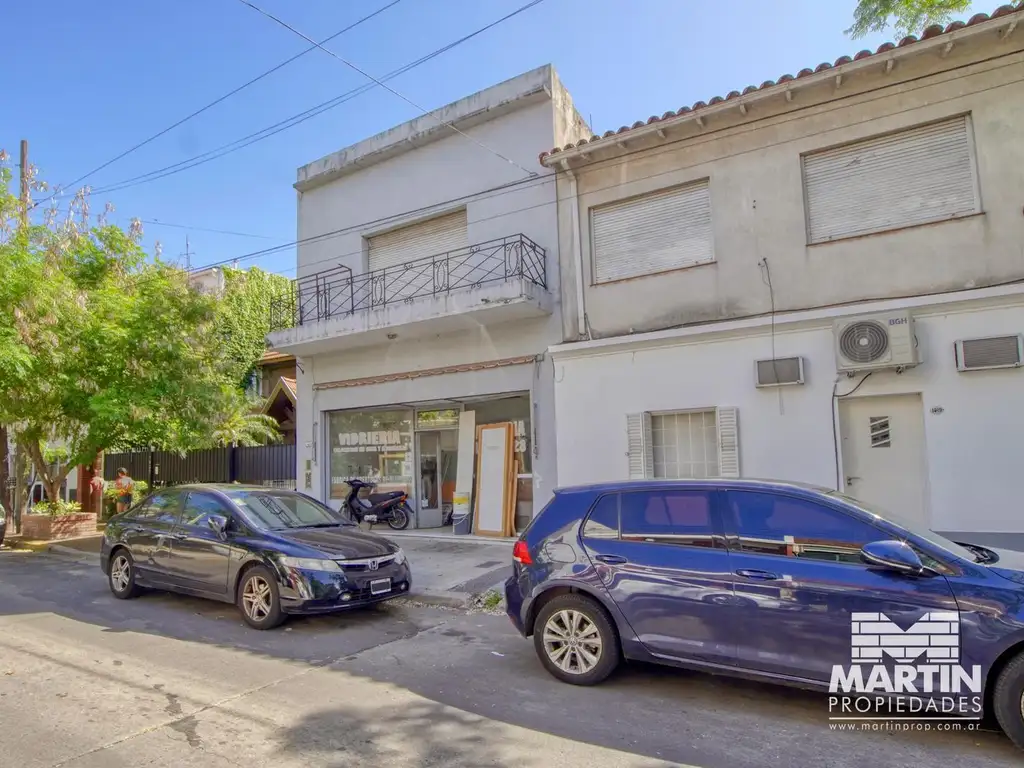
[207,514,229,539]
[861,540,926,575]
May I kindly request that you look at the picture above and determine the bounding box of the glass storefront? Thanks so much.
[325,393,534,529]
[327,408,414,499]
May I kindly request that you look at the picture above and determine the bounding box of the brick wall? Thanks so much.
[850,611,960,664]
[22,512,99,541]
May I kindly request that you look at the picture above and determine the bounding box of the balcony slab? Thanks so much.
[267,278,552,356]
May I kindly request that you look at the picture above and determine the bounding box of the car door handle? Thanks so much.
[735,569,780,581]
[126,524,143,533]
[172,532,189,540]
[594,554,627,565]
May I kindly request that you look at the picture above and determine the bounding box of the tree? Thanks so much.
[208,395,282,448]
[0,159,245,504]
[849,0,971,38]
[217,266,292,389]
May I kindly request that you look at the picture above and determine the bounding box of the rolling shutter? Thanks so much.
[367,210,468,272]
[592,181,713,284]
[803,116,979,244]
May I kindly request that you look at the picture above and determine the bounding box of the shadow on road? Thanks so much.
[0,549,1019,768]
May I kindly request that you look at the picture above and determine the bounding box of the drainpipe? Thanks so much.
[560,160,589,340]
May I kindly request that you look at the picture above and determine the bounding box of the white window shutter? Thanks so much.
[626,412,653,479]
[716,407,740,478]
[592,181,713,283]
[802,116,978,243]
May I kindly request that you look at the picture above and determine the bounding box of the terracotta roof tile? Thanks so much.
[538,3,1023,163]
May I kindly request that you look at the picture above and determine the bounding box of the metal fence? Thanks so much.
[104,444,296,489]
[270,233,546,330]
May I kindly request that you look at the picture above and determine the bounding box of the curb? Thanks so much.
[380,531,515,545]
[47,544,99,564]
[405,588,473,609]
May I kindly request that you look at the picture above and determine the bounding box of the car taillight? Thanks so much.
[513,539,532,565]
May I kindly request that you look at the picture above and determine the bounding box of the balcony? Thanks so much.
[267,234,552,354]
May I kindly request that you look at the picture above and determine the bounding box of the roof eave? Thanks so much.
[541,10,1021,168]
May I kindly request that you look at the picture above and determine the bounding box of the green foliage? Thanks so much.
[0,159,246,498]
[102,479,149,504]
[207,395,282,447]
[30,499,82,517]
[849,0,971,38]
[218,267,291,389]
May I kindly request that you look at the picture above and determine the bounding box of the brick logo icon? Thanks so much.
[850,611,959,665]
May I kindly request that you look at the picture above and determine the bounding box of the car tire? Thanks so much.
[237,565,286,630]
[993,651,1024,750]
[533,593,620,686]
[108,549,141,600]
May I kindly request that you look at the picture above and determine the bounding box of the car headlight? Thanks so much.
[278,556,342,572]
[392,547,406,566]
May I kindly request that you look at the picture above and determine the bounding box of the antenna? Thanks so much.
[180,235,195,271]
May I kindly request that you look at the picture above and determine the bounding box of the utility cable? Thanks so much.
[235,0,538,178]
[86,0,548,195]
[31,0,405,207]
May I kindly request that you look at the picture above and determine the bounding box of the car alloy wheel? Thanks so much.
[108,550,140,599]
[543,609,603,675]
[242,575,273,622]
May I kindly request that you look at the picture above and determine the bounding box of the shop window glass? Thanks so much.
[327,409,413,499]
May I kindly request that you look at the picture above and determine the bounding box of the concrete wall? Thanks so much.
[555,41,1024,340]
[551,288,1024,537]
[288,65,589,514]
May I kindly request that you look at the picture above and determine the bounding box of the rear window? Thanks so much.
[582,494,619,539]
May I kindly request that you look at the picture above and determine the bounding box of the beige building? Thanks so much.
[542,8,1024,544]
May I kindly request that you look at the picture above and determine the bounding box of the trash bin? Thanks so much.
[452,492,472,535]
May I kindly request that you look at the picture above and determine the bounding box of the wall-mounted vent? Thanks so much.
[755,357,805,388]
[954,334,1024,372]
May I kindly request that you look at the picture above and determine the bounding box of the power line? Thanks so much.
[235,0,538,178]
[31,0,405,208]
[85,0,548,196]
[139,219,285,240]
[184,55,1024,280]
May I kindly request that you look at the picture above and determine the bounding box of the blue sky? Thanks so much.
[4,0,987,277]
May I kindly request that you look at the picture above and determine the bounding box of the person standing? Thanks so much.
[114,468,134,514]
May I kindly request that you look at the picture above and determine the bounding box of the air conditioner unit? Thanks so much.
[754,357,805,387]
[833,311,919,374]
[955,334,1024,372]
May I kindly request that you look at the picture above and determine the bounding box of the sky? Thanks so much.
[3,0,989,278]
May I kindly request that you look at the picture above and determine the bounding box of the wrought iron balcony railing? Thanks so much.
[270,234,546,330]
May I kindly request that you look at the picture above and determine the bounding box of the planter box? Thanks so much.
[22,512,99,541]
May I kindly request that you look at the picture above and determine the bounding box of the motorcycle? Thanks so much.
[343,478,412,530]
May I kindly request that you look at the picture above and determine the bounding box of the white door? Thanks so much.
[838,393,928,526]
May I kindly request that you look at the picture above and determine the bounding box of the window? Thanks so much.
[327,409,414,499]
[802,116,980,244]
[727,491,886,563]
[591,180,713,283]
[582,494,619,539]
[228,490,351,531]
[367,210,468,272]
[180,493,228,528]
[620,490,718,548]
[132,492,181,525]
[627,408,739,480]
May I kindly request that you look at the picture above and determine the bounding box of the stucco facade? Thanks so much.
[546,16,1024,340]
[543,10,1024,542]
[268,65,588,526]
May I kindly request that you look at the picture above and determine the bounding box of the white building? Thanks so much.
[267,66,589,528]
[542,8,1024,545]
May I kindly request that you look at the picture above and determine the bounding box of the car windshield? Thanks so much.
[226,490,352,531]
[826,490,980,563]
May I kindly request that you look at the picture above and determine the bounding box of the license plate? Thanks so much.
[370,578,391,595]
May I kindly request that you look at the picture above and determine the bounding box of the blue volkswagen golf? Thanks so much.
[505,479,1024,749]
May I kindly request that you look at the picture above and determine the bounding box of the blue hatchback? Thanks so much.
[505,479,1024,749]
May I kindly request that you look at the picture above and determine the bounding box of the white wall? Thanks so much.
[555,42,1024,340]
[552,290,1024,536]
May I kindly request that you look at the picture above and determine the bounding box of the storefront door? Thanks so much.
[415,430,458,529]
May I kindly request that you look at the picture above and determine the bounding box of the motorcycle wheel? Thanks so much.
[388,503,412,530]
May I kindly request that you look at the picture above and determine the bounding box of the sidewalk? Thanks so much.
[6,530,510,608]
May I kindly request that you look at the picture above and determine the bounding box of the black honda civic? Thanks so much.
[100,484,412,629]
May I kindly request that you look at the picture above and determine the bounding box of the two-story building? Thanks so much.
[267,65,589,529]
[542,7,1024,545]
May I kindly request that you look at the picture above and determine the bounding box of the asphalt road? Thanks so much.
[0,548,1020,768]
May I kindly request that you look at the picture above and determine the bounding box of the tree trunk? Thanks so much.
[24,438,72,508]
[0,425,10,519]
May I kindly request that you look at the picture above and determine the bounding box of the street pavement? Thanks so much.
[0,548,1020,768]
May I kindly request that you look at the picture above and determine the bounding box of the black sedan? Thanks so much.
[100,484,412,629]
